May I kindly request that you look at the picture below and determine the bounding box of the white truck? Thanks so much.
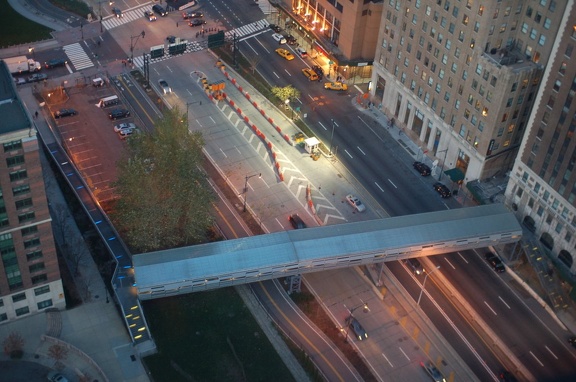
[4,55,42,74]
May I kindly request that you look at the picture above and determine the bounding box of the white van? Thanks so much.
[96,95,119,108]
[92,77,104,87]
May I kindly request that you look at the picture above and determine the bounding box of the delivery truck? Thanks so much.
[3,55,42,74]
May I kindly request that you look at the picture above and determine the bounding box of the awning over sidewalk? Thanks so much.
[444,168,465,182]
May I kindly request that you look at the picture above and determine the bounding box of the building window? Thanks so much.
[9,170,27,182]
[21,225,38,236]
[31,274,47,284]
[34,285,50,296]
[559,62,567,75]
[12,293,26,302]
[38,299,53,310]
[15,198,33,210]
[24,238,40,249]
[15,307,30,317]
[26,250,43,261]
[29,262,45,273]
[18,211,35,223]
[12,184,30,196]
[6,155,25,167]
[521,23,529,33]
[459,125,466,137]
[3,140,22,152]
[538,35,546,46]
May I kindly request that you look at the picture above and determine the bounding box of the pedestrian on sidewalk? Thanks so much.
[34,111,38,119]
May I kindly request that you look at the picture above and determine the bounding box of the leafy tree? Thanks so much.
[271,85,301,104]
[112,107,214,253]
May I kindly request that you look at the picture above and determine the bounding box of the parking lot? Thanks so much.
[45,80,135,204]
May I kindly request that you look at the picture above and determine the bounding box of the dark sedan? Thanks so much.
[413,161,431,176]
[485,252,506,273]
[54,108,77,119]
[433,182,451,198]
[188,19,206,27]
[108,108,130,120]
[45,59,67,69]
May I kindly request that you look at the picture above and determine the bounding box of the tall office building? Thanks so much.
[505,1,576,274]
[371,0,566,182]
[0,61,65,323]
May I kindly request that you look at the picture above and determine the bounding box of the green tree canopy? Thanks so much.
[271,85,301,103]
[112,108,214,253]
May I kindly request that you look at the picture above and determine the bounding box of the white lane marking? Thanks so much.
[381,352,394,367]
[319,121,327,131]
[387,179,397,188]
[444,257,456,270]
[498,296,511,309]
[273,71,280,79]
[375,182,384,192]
[284,69,291,76]
[545,346,558,359]
[357,147,366,155]
[219,148,227,158]
[484,301,498,315]
[457,251,468,264]
[357,115,385,142]
[399,346,410,361]
[529,351,544,366]
[344,149,353,158]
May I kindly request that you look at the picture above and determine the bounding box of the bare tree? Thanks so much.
[48,344,68,370]
[245,54,263,74]
[2,332,24,359]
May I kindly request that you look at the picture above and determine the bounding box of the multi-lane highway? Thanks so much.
[33,0,576,380]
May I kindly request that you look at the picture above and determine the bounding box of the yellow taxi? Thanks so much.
[275,48,295,61]
[301,68,319,81]
[324,81,348,91]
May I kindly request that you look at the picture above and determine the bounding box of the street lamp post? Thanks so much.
[243,173,261,212]
[329,119,338,155]
[343,301,369,343]
[417,265,441,306]
[184,100,202,125]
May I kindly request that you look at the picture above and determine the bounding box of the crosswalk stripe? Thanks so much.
[101,3,153,30]
[63,43,94,71]
[131,20,268,69]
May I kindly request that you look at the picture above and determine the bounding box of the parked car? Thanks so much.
[324,81,348,91]
[271,33,287,44]
[47,371,69,382]
[54,108,77,119]
[189,19,206,27]
[14,77,27,85]
[347,316,368,341]
[27,73,48,83]
[288,214,306,229]
[152,4,167,16]
[108,108,130,120]
[166,35,177,44]
[268,23,281,33]
[182,11,203,19]
[405,258,424,275]
[433,182,451,198]
[112,7,123,17]
[158,79,172,94]
[275,48,294,61]
[346,194,366,212]
[485,252,506,273]
[114,122,136,132]
[118,128,136,139]
[420,361,446,382]
[295,47,308,58]
[301,68,319,81]
[284,34,297,45]
[312,65,324,77]
[144,10,157,21]
[413,161,431,176]
[44,59,66,69]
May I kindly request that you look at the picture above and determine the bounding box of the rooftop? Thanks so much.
[0,60,31,137]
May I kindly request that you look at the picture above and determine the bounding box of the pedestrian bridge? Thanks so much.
[133,204,521,300]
